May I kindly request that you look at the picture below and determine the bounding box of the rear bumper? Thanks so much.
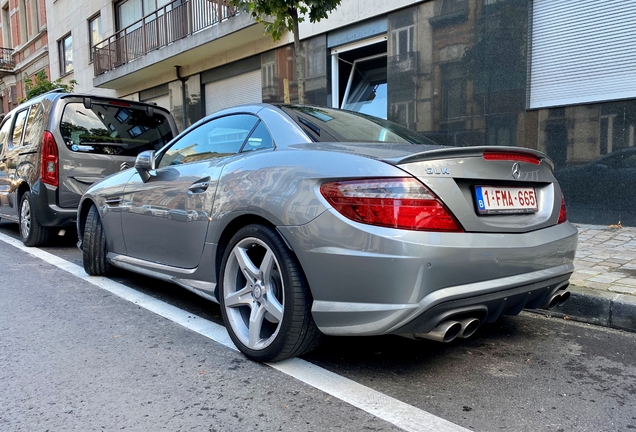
[279,210,578,336]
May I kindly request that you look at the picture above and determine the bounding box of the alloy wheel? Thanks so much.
[20,198,31,239]
[222,237,284,351]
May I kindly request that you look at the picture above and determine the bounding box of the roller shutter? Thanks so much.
[529,1,636,109]
[205,70,262,115]
[141,94,170,111]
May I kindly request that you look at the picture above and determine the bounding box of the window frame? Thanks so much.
[59,33,73,76]
[10,108,30,149]
[88,14,102,63]
[0,115,13,155]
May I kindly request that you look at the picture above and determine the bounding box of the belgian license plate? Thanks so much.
[474,186,538,214]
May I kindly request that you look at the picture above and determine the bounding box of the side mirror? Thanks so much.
[135,150,155,183]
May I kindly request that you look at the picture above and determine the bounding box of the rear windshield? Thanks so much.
[279,105,438,145]
[60,102,174,156]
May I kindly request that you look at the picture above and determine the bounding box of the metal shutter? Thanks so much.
[205,70,262,115]
[141,93,170,112]
[529,1,636,109]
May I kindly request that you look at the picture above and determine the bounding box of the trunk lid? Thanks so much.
[385,146,561,233]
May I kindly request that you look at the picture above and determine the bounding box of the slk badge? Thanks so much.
[425,167,450,175]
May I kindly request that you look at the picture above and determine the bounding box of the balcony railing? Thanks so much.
[0,47,15,70]
[93,0,238,76]
[388,51,418,75]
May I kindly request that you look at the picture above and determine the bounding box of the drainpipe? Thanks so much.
[175,65,188,130]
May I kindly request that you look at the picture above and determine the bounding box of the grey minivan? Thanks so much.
[0,91,177,246]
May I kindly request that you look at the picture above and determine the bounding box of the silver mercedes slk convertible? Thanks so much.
[77,104,577,362]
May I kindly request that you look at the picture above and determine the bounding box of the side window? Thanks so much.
[241,121,274,153]
[23,103,44,147]
[0,117,12,155]
[10,109,29,148]
[158,114,258,168]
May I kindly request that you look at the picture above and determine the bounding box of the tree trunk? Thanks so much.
[290,8,304,104]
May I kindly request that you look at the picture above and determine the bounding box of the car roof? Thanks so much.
[6,92,172,116]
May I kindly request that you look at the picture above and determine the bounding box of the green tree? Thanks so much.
[22,70,77,101]
[229,0,341,103]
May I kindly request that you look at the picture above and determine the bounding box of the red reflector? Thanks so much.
[41,131,59,187]
[320,178,463,232]
[558,195,567,224]
[483,151,541,165]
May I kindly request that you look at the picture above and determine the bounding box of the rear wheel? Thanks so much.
[83,205,111,276]
[219,224,321,362]
[19,192,50,247]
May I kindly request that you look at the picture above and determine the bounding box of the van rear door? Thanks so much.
[55,98,177,208]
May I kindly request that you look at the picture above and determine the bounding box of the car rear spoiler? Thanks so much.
[382,146,554,169]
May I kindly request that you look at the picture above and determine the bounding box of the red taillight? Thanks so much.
[558,195,567,224]
[483,151,541,165]
[320,178,463,232]
[41,131,59,187]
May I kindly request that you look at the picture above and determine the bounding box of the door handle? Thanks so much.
[189,181,209,193]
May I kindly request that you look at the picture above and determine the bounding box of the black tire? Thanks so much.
[219,224,321,362]
[19,192,50,247]
[83,205,111,276]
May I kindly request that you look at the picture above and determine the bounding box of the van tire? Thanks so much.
[19,192,50,247]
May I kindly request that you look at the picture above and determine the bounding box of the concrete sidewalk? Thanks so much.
[542,223,636,332]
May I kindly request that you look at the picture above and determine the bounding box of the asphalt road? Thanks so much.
[1,221,635,432]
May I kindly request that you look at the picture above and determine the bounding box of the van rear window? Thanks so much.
[60,102,174,156]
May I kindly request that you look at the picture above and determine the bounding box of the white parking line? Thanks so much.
[0,232,470,432]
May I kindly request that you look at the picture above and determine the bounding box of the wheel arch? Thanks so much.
[214,213,293,284]
[16,181,30,207]
[77,198,97,244]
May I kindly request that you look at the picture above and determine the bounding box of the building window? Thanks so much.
[59,34,73,75]
[116,0,157,31]
[18,0,39,41]
[25,0,39,38]
[2,6,12,48]
[88,15,102,62]
[440,0,468,15]
[305,38,326,79]
[341,54,388,119]
[391,26,414,60]
[441,64,466,120]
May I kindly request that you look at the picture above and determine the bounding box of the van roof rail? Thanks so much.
[41,88,67,96]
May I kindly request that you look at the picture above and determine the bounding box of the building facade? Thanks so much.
[43,0,636,226]
[0,0,49,113]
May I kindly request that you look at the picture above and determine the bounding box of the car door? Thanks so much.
[0,108,29,218]
[0,116,13,216]
[121,114,260,268]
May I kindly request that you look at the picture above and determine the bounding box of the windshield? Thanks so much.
[279,105,438,145]
[60,102,174,156]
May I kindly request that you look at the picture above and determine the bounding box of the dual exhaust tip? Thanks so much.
[543,289,571,310]
[414,317,480,343]
[414,287,572,343]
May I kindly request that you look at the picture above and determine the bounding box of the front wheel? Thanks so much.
[219,224,321,362]
[83,205,111,276]
[19,192,50,247]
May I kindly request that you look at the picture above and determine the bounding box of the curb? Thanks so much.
[532,285,636,333]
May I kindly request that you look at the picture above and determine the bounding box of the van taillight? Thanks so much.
[41,131,59,187]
